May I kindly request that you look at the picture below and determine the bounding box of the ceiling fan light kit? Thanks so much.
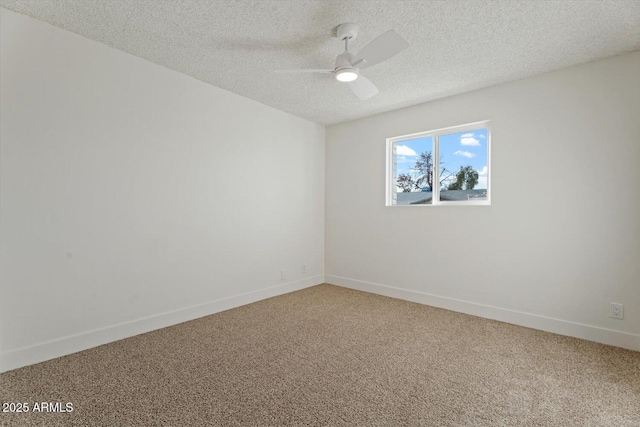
[336,69,358,82]
[275,22,409,100]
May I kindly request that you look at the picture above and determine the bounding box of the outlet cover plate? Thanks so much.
[610,303,624,320]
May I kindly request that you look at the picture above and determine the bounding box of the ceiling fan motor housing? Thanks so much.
[335,51,358,82]
[335,51,355,70]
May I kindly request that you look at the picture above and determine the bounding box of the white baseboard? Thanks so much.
[0,275,324,373]
[326,275,640,352]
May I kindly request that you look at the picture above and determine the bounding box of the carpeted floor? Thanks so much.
[1,284,639,426]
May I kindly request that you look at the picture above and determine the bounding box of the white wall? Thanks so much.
[0,7,325,372]
[326,51,640,351]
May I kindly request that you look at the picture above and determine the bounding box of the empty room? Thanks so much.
[1,1,639,425]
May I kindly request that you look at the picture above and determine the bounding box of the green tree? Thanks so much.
[464,165,479,190]
[447,170,464,190]
[447,165,478,190]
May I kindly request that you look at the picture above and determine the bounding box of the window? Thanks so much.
[386,121,490,206]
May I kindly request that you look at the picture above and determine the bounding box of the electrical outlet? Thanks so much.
[610,303,624,320]
[302,265,307,274]
[280,270,286,282]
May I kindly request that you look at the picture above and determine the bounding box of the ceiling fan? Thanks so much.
[275,23,410,100]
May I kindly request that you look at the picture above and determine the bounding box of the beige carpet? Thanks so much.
[1,284,639,426]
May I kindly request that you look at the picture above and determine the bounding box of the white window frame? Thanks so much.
[386,120,491,206]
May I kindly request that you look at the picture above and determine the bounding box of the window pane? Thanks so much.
[438,128,488,202]
[393,136,434,205]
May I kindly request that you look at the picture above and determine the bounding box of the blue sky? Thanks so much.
[395,128,488,190]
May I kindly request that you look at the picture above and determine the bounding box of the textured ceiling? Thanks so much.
[2,1,640,126]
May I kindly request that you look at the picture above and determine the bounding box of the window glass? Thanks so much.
[387,122,490,206]
[438,129,488,202]
[392,136,434,205]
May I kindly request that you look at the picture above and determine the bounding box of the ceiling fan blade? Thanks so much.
[348,75,379,100]
[274,69,333,74]
[353,30,409,69]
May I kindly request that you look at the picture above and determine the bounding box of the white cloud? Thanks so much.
[396,145,417,156]
[454,150,475,158]
[460,136,480,146]
[476,176,488,189]
[478,134,486,138]
[475,166,488,189]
